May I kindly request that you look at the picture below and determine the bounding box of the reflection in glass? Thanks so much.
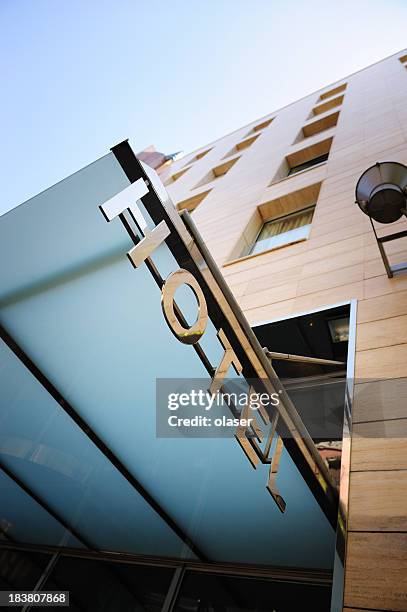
[0,548,52,591]
[287,153,328,176]
[174,572,331,612]
[0,469,81,548]
[41,556,174,612]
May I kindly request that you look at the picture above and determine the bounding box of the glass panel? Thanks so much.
[0,340,193,558]
[287,153,329,176]
[39,557,174,612]
[0,153,335,568]
[0,153,131,299]
[174,572,332,612]
[252,304,350,490]
[0,469,81,548]
[0,548,52,591]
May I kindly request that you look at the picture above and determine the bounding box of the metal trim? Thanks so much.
[369,217,393,278]
[379,228,407,243]
[0,542,332,586]
[330,298,357,612]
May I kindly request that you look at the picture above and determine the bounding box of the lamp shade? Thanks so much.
[355,161,407,223]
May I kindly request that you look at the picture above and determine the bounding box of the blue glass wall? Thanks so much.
[0,153,335,568]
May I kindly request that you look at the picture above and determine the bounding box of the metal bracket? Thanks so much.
[369,217,407,278]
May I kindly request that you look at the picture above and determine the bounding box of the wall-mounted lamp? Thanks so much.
[355,161,407,277]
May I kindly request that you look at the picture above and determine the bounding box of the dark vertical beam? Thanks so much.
[22,552,60,612]
[161,565,186,612]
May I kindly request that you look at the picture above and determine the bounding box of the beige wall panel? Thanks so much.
[310,211,369,237]
[363,257,389,280]
[258,164,327,204]
[318,170,362,197]
[228,281,248,299]
[245,299,295,326]
[303,235,365,264]
[364,273,407,299]
[223,258,306,287]
[351,418,407,471]
[307,223,369,251]
[239,281,299,311]
[344,532,407,611]
[297,264,364,296]
[313,203,359,224]
[353,378,407,423]
[363,249,407,280]
[293,281,363,313]
[355,343,407,379]
[301,248,364,278]
[242,265,303,294]
[356,314,407,351]
[357,290,407,323]
[226,239,310,271]
[348,470,407,531]
[364,237,407,260]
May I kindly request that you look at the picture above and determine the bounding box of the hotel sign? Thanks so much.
[100,141,338,525]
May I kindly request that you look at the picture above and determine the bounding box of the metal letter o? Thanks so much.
[161,269,208,345]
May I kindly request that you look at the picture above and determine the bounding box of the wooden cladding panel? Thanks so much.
[344,533,407,611]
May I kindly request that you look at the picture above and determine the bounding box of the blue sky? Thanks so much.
[1,0,407,213]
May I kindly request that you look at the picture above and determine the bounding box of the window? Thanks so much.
[271,137,333,184]
[226,183,321,263]
[182,148,212,168]
[328,317,350,343]
[165,166,190,185]
[318,83,347,101]
[195,148,211,160]
[171,167,189,181]
[250,206,315,255]
[287,153,329,176]
[236,134,259,151]
[223,134,260,159]
[301,111,340,139]
[176,189,212,212]
[312,94,344,116]
[193,156,240,188]
[252,301,353,445]
[212,157,240,178]
[252,117,274,132]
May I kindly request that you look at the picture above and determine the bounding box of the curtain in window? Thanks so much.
[251,207,314,255]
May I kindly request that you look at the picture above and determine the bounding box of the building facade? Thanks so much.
[1,49,407,612]
[159,49,407,612]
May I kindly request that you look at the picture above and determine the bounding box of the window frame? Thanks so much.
[287,153,329,177]
[249,204,316,256]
